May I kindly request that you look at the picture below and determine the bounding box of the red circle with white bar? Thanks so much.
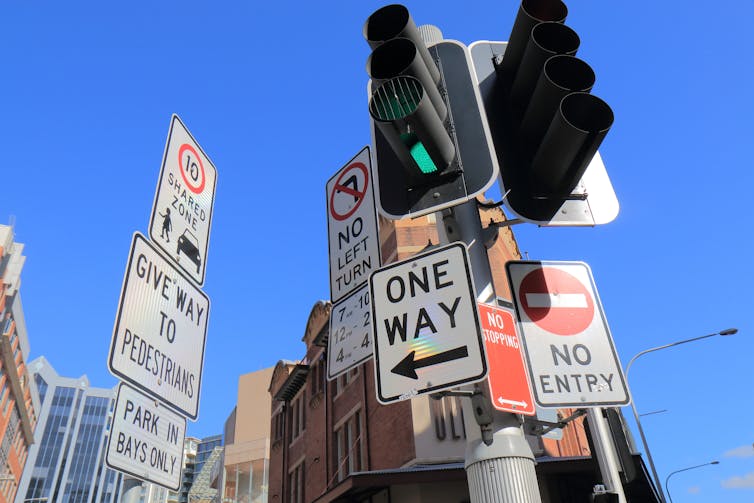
[518,267,594,336]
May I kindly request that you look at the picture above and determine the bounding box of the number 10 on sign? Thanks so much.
[328,283,373,380]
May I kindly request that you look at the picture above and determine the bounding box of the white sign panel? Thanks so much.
[106,383,187,490]
[108,233,209,420]
[150,114,217,286]
[370,243,487,404]
[327,146,381,303]
[328,283,373,380]
[506,261,629,407]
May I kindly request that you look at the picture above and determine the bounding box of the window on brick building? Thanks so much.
[288,459,305,503]
[333,410,363,482]
[272,408,285,445]
[333,367,359,397]
[310,354,325,399]
[289,392,306,442]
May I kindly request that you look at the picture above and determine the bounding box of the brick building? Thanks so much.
[267,208,656,502]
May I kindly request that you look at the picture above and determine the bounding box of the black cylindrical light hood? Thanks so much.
[530,92,614,194]
[498,0,567,85]
[367,37,447,123]
[364,4,441,86]
[369,76,456,179]
[509,22,579,120]
[518,55,595,161]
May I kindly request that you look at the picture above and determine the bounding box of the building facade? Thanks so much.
[223,367,274,503]
[169,437,198,503]
[15,356,122,503]
[0,225,39,503]
[267,209,656,502]
[188,446,223,503]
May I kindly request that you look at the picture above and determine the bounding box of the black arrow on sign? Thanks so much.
[391,346,469,379]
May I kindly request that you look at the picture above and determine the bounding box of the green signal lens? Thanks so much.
[369,76,443,176]
[400,133,437,174]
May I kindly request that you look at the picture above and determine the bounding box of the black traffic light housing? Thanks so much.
[470,0,618,225]
[365,4,498,220]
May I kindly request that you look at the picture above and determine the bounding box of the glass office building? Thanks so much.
[14,357,122,503]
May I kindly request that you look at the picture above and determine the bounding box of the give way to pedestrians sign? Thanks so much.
[506,261,629,408]
[108,233,209,420]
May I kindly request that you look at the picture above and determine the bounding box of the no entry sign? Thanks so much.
[327,147,381,303]
[506,261,629,408]
[518,266,595,336]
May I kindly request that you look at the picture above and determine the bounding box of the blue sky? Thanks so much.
[2,0,753,501]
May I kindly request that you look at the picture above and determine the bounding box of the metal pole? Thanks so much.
[628,397,663,502]
[118,476,142,503]
[440,201,542,503]
[664,461,719,503]
[625,328,737,503]
[587,408,627,502]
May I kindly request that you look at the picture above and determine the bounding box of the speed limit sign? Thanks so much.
[149,114,217,286]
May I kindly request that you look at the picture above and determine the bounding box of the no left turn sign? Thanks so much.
[329,161,369,221]
[326,147,381,303]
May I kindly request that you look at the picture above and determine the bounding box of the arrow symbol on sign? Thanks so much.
[497,397,529,410]
[392,346,469,380]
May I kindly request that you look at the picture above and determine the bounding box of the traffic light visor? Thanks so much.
[370,76,440,175]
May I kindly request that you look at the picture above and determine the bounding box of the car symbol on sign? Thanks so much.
[177,229,201,273]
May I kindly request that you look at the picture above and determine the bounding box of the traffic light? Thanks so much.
[365,4,498,219]
[470,0,617,225]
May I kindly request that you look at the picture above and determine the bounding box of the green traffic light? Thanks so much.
[370,76,439,176]
[401,134,437,174]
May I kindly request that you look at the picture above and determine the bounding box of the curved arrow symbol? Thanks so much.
[392,346,469,379]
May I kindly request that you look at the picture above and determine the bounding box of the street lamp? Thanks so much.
[626,328,738,503]
[664,461,719,503]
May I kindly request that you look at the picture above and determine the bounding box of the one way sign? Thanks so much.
[369,243,487,404]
